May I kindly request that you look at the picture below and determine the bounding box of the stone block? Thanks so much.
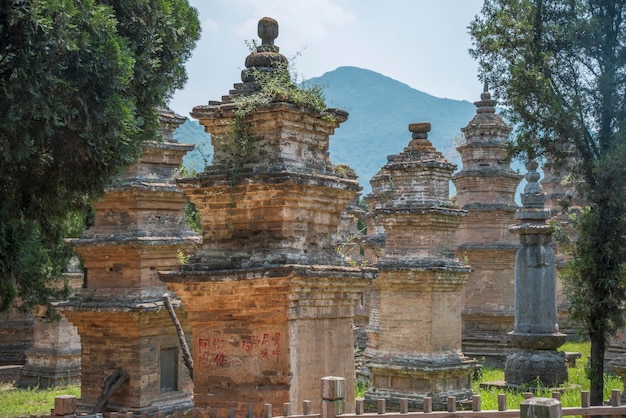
[321,399,345,418]
[321,376,345,400]
[54,395,77,416]
[520,397,561,418]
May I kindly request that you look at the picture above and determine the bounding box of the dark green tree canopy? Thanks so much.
[470,0,626,182]
[0,0,200,313]
[470,0,626,405]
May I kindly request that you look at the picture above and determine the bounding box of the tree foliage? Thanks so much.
[470,0,626,405]
[0,0,200,314]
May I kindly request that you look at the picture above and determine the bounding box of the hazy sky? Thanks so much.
[168,0,486,117]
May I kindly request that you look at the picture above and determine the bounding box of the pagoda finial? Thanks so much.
[520,159,547,208]
[241,17,287,83]
[480,81,492,102]
[258,17,278,46]
[475,82,495,114]
[406,122,436,152]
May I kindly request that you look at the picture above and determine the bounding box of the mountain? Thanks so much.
[309,66,476,194]
[174,116,212,174]
[175,66,478,194]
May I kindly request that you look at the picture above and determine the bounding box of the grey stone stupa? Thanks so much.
[504,160,567,387]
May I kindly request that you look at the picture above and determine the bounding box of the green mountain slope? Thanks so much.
[175,66,479,194]
[308,66,477,193]
[173,117,212,174]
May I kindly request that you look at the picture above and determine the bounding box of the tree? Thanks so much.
[0,0,200,314]
[470,0,626,404]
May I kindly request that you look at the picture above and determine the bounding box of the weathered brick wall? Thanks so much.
[166,268,371,415]
[455,208,518,245]
[72,245,184,298]
[0,310,32,366]
[459,248,517,313]
[181,180,357,270]
[90,189,192,238]
[371,270,465,355]
[63,309,193,410]
[375,212,464,261]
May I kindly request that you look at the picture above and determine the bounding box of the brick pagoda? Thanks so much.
[58,109,201,414]
[160,17,376,415]
[18,271,82,389]
[363,122,473,410]
[452,87,522,365]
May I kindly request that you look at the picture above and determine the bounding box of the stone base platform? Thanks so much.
[0,365,22,385]
[364,387,474,412]
[76,392,193,416]
[563,352,581,368]
[18,363,80,389]
[505,349,568,387]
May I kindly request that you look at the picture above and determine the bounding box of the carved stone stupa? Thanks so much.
[504,160,567,386]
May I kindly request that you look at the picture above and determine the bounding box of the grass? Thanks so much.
[356,341,624,411]
[356,379,369,399]
[472,340,624,409]
[0,382,80,417]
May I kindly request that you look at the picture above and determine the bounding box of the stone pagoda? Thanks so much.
[505,160,567,387]
[58,109,201,414]
[362,122,473,410]
[160,17,376,415]
[452,87,522,365]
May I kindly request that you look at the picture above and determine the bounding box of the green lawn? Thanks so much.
[0,383,80,417]
[472,340,624,409]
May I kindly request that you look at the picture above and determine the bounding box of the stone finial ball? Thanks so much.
[258,17,279,45]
